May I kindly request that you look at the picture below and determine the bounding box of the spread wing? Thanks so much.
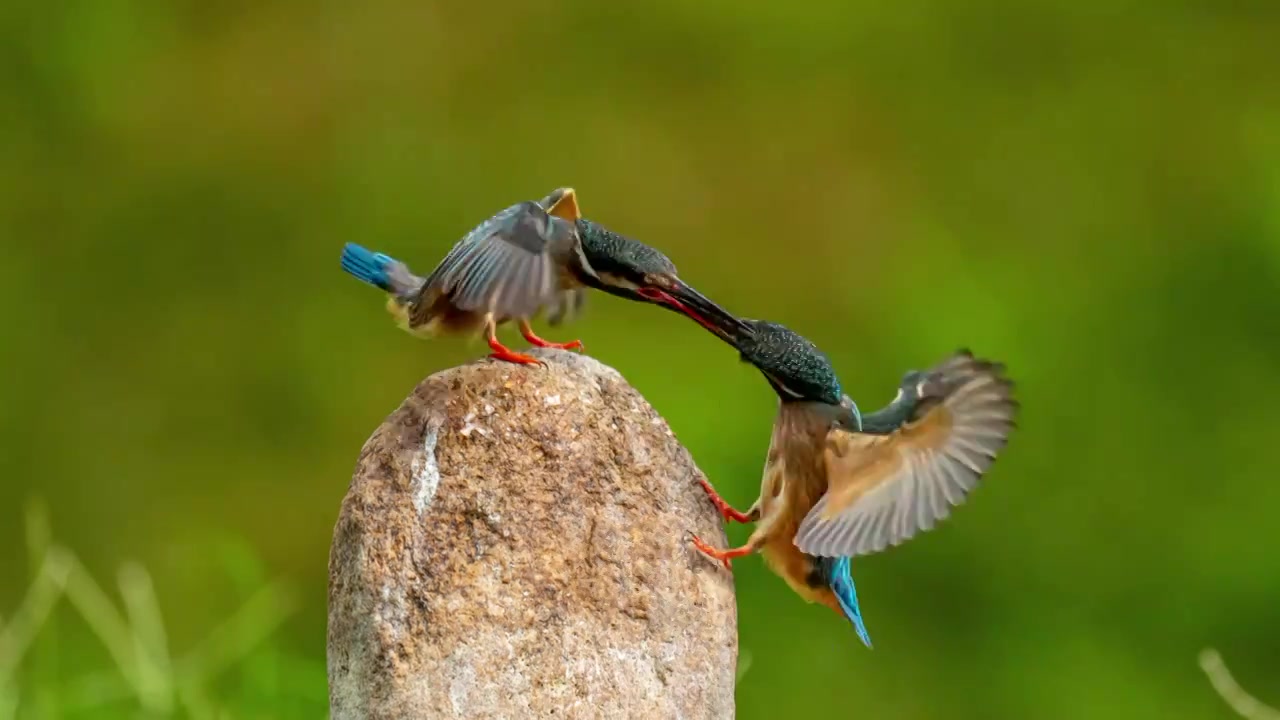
[419,201,575,320]
[794,353,1017,557]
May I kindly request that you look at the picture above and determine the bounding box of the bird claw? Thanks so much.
[698,477,753,524]
[687,532,734,570]
[536,338,583,352]
[487,334,546,367]
[488,349,546,367]
[519,324,584,352]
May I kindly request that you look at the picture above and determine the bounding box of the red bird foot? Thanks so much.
[698,477,754,524]
[527,336,584,351]
[688,532,754,570]
[487,337,546,367]
[520,323,584,352]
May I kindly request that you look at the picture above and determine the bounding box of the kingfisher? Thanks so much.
[689,320,1017,646]
[340,188,747,365]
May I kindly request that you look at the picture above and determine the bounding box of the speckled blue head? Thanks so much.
[729,320,862,427]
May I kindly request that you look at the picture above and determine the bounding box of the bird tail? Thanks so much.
[340,243,422,296]
[822,556,873,648]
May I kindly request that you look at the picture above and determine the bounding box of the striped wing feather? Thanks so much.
[795,355,1016,557]
[420,201,563,320]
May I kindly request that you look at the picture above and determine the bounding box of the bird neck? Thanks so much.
[772,401,839,444]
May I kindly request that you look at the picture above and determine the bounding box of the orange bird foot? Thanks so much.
[530,336,584,351]
[487,336,546,367]
[698,477,754,524]
[520,326,584,352]
[688,532,754,570]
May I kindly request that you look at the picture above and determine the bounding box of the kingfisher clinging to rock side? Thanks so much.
[689,320,1018,646]
[341,188,747,365]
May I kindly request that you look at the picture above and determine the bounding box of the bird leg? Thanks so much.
[698,477,757,524]
[518,319,583,351]
[689,503,781,570]
[688,532,762,571]
[485,315,544,366]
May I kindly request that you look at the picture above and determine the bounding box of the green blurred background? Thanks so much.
[3,0,1279,717]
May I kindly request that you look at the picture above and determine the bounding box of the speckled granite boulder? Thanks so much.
[327,348,737,719]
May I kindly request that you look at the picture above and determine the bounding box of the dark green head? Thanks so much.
[572,217,751,339]
[575,218,678,283]
[538,191,678,280]
[727,320,845,405]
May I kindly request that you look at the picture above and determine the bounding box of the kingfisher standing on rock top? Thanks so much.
[341,188,748,365]
[690,319,1018,646]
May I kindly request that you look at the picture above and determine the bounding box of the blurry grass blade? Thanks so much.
[23,499,57,720]
[58,547,145,698]
[119,561,175,712]
[177,579,297,680]
[0,550,72,682]
[1200,648,1280,720]
[1,519,316,716]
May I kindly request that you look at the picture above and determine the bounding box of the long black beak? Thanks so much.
[637,280,753,343]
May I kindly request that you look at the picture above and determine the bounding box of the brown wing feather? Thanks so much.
[795,356,1016,557]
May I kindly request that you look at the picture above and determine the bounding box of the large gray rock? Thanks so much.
[327,348,738,719]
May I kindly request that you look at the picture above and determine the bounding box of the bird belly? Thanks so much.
[760,519,809,597]
[755,463,822,604]
[402,292,492,338]
[757,414,844,617]
[761,532,841,614]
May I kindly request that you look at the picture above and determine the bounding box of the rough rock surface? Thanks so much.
[327,348,738,719]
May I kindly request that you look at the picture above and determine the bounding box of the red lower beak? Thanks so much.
[637,287,721,334]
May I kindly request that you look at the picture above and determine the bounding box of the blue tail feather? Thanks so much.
[341,242,399,292]
[824,556,873,648]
